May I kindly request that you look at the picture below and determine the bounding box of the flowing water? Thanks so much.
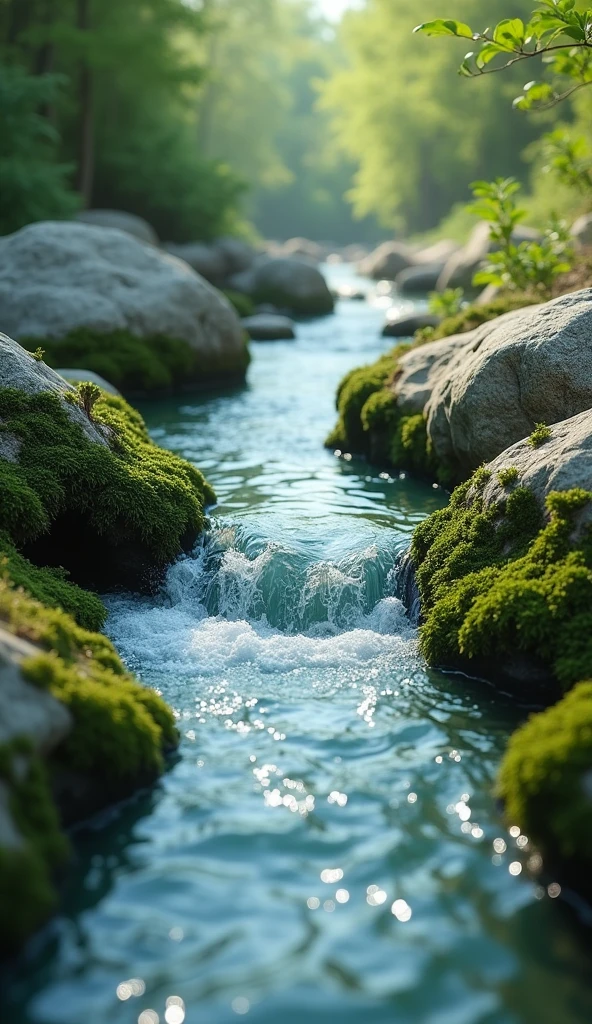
[3,268,592,1024]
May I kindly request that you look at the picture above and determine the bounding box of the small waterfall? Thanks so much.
[393,550,422,625]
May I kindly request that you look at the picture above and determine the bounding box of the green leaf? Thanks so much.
[475,43,505,69]
[413,19,474,39]
[493,19,526,47]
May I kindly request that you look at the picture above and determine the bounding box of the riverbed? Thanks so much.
[3,269,592,1024]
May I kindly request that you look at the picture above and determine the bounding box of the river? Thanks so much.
[2,266,592,1024]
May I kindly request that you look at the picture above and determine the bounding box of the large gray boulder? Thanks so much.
[164,241,228,283]
[165,237,256,285]
[76,209,158,246]
[358,241,416,281]
[0,222,246,372]
[394,290,592,480]
[437,222,540,292]
[230,256,334,316]
[479,408,592,531]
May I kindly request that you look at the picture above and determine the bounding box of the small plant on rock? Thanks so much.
[469,178,573,296]
[63,381,102,421]
[29,347,45,362]
[428,287,465,319]
[528,423,552,448]
[498,466,519,487]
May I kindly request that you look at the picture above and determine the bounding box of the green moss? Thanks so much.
[497,466,519,488]
[528,423,552,448]
[497,682,592,862]
[0,387,215,589]
[412,478,592,689]
[390,414,435,478]
[325,349,403,453]
[34,327,250,396]
[0,738,68,955]
[414,294,539,345]
[222,289,255,317]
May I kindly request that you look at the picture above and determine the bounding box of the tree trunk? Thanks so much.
[76,0,95,207]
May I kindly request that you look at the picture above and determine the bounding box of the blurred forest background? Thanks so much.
[1,0,590,245]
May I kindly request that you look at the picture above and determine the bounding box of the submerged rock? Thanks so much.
[0,221,248,394]
[242,314,296,340]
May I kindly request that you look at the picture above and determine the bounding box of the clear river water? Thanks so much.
[2,266,592,1024]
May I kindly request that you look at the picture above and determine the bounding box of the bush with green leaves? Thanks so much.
[469,177,573,294]
[541,127,592,195]
[415,2,592,111]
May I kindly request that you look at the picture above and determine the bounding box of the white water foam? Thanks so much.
[105,526,416,678]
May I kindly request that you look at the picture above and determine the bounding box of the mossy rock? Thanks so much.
[497,682,592,870]
[36,328,250,398]
[412,475,592,692]
[325,344,437,478]
[0,567,178,955]
[0,386,215,592]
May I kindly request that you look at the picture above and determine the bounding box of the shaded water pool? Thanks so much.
[3,273,592,1023]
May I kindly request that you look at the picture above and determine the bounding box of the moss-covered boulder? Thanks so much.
[410,420,592,885]
[0,334,217,954]
[497,682,592,881]
[328,290,592,487]
[0,221,250,396]
[0,334,215,592]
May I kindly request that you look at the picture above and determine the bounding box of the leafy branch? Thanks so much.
[415,2,592,110]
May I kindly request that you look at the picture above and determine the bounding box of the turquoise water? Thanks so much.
[3,271,592,1024]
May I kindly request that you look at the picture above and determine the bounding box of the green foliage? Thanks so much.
[413,478,592,689]
[498,466,520,487]
[541,127,592,195]
[0,65,78,235]
[0,739,68,956]
[497,681,592,860]
[37,328,249,396]
[528,422,553,447]
[428,288,465,318]
[321,0,544,233]
[415,2,592,112]
[415,294,539,343]
[29,348,46,363]
[469,178,573,294]
[0,387,215,585]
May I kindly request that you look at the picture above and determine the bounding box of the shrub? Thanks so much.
[528,423,552,448]
[498,466,519,488]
